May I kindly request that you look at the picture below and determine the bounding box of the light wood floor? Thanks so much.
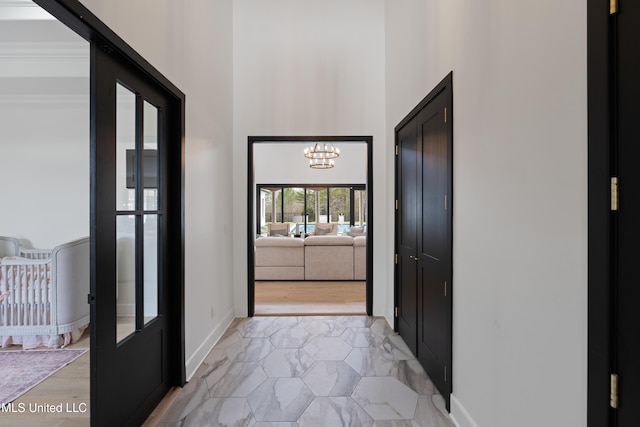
[0,331,90,427]
[254,280,366,315]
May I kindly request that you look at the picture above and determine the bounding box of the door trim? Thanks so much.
[247,136,374,317]
[33,0,186,423]
[587,1,612,425]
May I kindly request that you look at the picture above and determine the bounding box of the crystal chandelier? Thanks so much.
[303,143,340,169]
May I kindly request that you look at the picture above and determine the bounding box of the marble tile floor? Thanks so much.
[156,316,455,427]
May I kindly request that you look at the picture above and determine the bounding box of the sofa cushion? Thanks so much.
[353,236,366,247]
[304,235,354,246]
[312,223,338,235]
[268,223,290,236]
[255,236,305,247]
[347,226,366,237]
[305,245,354,280]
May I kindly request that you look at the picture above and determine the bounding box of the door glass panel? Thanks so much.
[143,214,158,324]
[143,100,159,210]
[330,187,350,233]
[116,84,136,210]
[273,188,283,222]
[283,188,303,223]
[354,189,366,227]
[260,188,273,235]
[116,214,136,343]
[305,189,318,235]
[316,188,328,227]
[304,188,326,234]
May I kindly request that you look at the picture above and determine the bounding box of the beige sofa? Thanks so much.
[255,237,305,280]
[354,236,366,280]
[304,235,354,280]
[254,234,366,281]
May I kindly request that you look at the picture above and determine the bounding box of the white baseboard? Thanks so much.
[450,394,480,427]
[185,308,235,381]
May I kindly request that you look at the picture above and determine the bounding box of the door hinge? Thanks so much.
[444,281,447,297]
[611,373,619,408]
[444,365,447,382]
[99,43,114,54]
[395,199,399,210]
[87,293,95,304]
[395,307,399,317]
[395,145,399,156]
[444,194,448,210]
[395,254,398,264]
[610,0,619,14]
[611,177,619,211]
[444,107,447,123]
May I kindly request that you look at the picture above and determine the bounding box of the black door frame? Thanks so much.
[587,0,615,425]
[33,0,186,423]
[247,136,374,317]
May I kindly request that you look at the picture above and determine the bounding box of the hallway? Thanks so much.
[154,316,453,426]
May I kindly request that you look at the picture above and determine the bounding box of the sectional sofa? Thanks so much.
[254,234,366,281]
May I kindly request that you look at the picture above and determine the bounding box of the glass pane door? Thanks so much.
[115,83,161,344]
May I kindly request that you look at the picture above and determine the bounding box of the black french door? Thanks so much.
[90,40,183,426]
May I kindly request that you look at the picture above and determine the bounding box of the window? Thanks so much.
[257,184,366,236]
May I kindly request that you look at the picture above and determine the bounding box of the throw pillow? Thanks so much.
[270,228,288,236]
[347,226,365,237]
[315,227,331,235]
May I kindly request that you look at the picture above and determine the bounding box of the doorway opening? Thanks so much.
[0,1,90,423]
[248,136,373,317]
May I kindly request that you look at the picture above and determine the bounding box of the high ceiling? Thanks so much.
[0,0,89,98]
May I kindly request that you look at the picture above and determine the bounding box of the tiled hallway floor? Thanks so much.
[157,316,455,427]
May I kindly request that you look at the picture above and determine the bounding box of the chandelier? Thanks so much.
[303,143,340,169]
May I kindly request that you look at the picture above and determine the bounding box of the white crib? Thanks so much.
[0,237,89,349]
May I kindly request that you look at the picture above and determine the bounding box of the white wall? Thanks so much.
[0,15,89,249]
[233,0,389,318]
[254,143,367,184]
[78,0,235,379]
[0,100,89,249]
[28,2,589,425]
[386,1,587,427]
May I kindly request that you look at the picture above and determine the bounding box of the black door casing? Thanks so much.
[614,1,640,424]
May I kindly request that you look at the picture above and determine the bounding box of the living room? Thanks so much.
[251,140,370,315]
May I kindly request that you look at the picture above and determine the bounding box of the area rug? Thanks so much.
[0,349,87,404]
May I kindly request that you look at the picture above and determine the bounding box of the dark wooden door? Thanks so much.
[416,93,452,405]
[615,1,640,424]
[395,73,453,410]
[91,42,179,426]
[397,119,419,355]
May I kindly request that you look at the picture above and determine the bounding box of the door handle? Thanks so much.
[409,256,421,262]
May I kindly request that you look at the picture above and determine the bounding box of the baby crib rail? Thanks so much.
[0,258,51,328]
[19,248,53,260]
